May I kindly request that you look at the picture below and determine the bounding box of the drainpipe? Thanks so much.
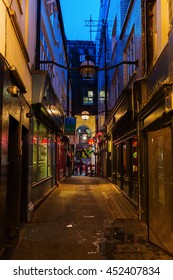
[67,70,69,116]
[104,20,107,119]
[35,0,41,70]
[137,100,142,220]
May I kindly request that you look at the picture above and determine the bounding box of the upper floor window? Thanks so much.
[110,70,119,108]
[80,55,86,62]
[98,90,105,104]
[124,28,136,84]
[47,0,56,28]
[88,47,95,56]
[83,90,94,104]
[112,17,117,59]
[152,0,169,61]
[78,47,85,54]
[40,30,54,77]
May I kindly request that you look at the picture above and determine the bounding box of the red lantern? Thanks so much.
[97,131,103,137]
[88,138,95,145]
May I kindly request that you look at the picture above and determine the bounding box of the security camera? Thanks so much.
[6,85,20,97]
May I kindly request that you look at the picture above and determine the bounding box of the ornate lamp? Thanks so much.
[40,59,138,78]
[79,60,97,79]
[81,111,90,120]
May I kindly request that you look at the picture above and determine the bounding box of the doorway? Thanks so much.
[20,126,29,222]
[5,116,29,241]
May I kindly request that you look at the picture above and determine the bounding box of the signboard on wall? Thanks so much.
[64,117,76,135]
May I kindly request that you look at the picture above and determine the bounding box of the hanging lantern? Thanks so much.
[79,60,97,79]
[88,138,95,145]
[81,111,89,120]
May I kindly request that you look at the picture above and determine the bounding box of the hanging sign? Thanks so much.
[64,117,76,135]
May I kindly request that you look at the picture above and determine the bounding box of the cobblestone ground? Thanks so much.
[9,176,173,260]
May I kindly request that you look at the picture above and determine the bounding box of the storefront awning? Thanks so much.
[32,103,63,133]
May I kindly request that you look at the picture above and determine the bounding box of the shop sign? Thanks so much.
[64,117,76,135]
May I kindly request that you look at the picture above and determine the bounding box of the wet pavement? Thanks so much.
[8,176,173,260]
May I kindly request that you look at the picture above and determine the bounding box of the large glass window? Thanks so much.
[32,120,53,183]
[38,124,48,181]
[116,144,121,173]
[123,142,127,176]
[33,120,38,182]
[47,133,52,177]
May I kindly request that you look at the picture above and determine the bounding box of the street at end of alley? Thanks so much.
[8,176,173,260]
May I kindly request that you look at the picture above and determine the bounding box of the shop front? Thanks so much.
[106,89,138,206]
[113,134,138,205]
[139,83,173,254]
[31,71,64,210]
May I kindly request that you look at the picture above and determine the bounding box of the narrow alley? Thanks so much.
[9,177,172,260]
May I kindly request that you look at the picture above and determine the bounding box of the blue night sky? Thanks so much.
[60,0,100,41]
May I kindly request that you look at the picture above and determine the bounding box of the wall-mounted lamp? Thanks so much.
[6,85,20,97]
[26,112,33,118]
[81,111,90,120]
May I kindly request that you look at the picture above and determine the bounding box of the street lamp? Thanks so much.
[40,58,138,79]
[81,111,90,120]
[79,60,97,79]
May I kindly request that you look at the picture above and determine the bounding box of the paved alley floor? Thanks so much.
[11,176,173,260]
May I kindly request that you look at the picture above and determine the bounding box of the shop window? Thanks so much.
[32,120,53,183]
[32,120,38,183]
[47,134,52,177]
[38,124,48,180]
[132,137,138,180]
[123,142,127,176]
[116,144,121,173]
